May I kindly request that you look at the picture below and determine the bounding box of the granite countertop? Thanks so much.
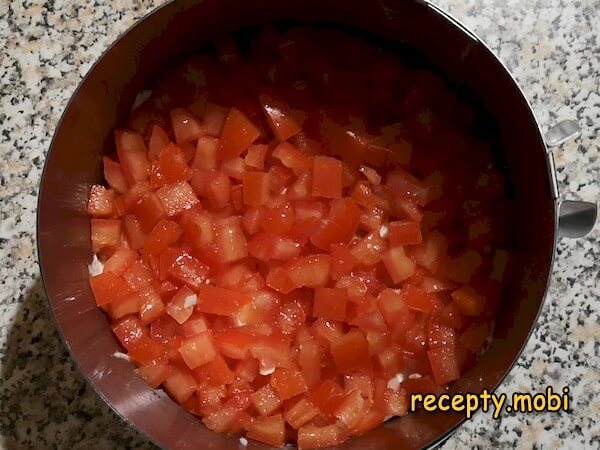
[1,0,598,449]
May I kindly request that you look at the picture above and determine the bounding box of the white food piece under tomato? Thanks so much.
[112,351,131,362]
[183,294,198,309]
[387,372,406,390]
[239,437,248,447]
[88,253,104,276]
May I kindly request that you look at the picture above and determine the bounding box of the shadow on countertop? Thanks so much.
[0,279,157,450]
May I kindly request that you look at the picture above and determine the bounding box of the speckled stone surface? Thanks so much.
[0,0,598,449]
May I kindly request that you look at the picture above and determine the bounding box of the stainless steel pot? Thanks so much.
[37,0,597,449]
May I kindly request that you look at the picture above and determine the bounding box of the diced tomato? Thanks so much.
[197,285,253,315]
[213,217,248,263]
[311,198,360,250]
[312,156,343,199]
[107,291,141,319]
[248,232,301,261]
[459,321,492,353]
[178,330,217,369]
[331,329,371,373]
[219,107,261,159]
[298,423,348,449]
[400,374,443,396]
[122,215,146,250]
[132,193,166,232]
[192,355,234,386]
[385,168,431,206]
[90,218,121,252]
[350,232,387,266]
[334,388,364,428]
[197,103,228,137]
[268,165,295,194]
[251,383,282,416]
[272,141,312,175]
[170,107,203,144]
[192,135,218,170]
[312,287,347,321]
[204,170,231,209]
[156,181,199,216]
[141,219,182,257]
[166,286,196,324]
[247,414,286,447]
[382,246,416,284]
[402,285,436,313]
[260,92,302,141]
[221,157,247,180]
[242,172,270,207]
[409,231,447,274]
[451,286,485,316]
[271,367,308,400]
[103,156,128,194]
[285,397,319,429]
[260,201,295,234]
[103,249,137,276]
[163,365,197,403]
[114,129,150,185]
[245,144,268,169]
[446,249,483,283]
[286,254,331,289]
[329,244,358,280]
[428,318,456,349]
[389,220,422,246]
[138,286,165,324]
[427,344,460,384]
[137,362,172,388]
[89,271,129,306]
[127,335,168,365]
[87,185,115,218]
[148,124,170,160]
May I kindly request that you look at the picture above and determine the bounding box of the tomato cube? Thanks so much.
[260,92,302,141]
[298,423,348,449]
[312,287,347,321]
[331,329,370,373]
[451,286,485,316]
[214,217,248,263]
[87,185,116,218]
[402,285,436,313]
[382,247,416,284]
[132,193,166,232]
[251,383,282,416]
[272,141,312,175]
[114,129,150,185]
[389,220,422,246]
[103,249,137,276]
[137,362,172,389]
[334,388,364,428]
[246,414,286,447]
[427,344,460,384]
[312,156,343,199]
[350,232,387,266]
[192,355,235,386]
[244,144,268,169]
[103,156,128,194]
[270,367,308,400]
[311,197,361,250]
[248,232,301,261]
[179,331,218,369]
[242,172,270,207]
[141,219,183,257]
[90,218,121,252]
[385,168,431,206]
[148,124,170,160]
[89,271,130,306]
[286,254,331,289]
[284,397,319,429]
[197,285,253,316]
[219,107,261,159]
[163,366,197,403]
[156,181,199,216]
[170,107,203,144]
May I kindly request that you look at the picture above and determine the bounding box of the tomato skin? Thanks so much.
[312,156,343,199]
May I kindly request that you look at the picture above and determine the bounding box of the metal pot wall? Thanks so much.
[37,0,597,449]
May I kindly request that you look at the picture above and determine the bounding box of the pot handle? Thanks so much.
[545,120,598,239]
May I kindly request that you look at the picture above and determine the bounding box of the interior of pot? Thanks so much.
[38,0,557,448]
